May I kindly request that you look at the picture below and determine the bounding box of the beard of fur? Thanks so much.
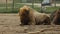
[20,10,31,25]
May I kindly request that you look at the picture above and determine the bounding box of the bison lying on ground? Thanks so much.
[52,9,60,25]
[19,5,51,25]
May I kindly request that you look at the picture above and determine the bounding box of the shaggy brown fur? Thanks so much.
[52,9,60,25]
[19,6,35,25]
[19,5,51,25]
[35,12,51,25]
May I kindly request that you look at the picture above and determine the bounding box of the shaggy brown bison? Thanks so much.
[19,6,35,25]
[52,9,60,25]
[19,5,51,25]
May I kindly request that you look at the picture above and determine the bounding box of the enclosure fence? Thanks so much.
[0,0,60,13]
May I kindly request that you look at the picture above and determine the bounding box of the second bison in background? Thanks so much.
[19,5,51,25]
[52,9,60,25]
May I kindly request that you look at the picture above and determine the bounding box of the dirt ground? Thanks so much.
[0,13,60,34]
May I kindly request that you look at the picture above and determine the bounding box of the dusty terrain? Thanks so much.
[0,13,60,34]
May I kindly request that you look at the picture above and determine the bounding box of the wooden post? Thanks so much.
[54,0,56,7]
[32,0,34,8]
[6,0,7,12]
[41,0,43,13]
[12,0,14,12]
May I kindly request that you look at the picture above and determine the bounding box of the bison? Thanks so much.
[19,5,51,25]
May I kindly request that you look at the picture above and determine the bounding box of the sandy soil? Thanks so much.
[0,13,60,34]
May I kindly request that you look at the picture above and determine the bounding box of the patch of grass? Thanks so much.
[33,7,41,12]
[33,6,60,13]
[0,4,12,7]
[0,3,24,13]
[46,6,60,13]
[0,7,19,13]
